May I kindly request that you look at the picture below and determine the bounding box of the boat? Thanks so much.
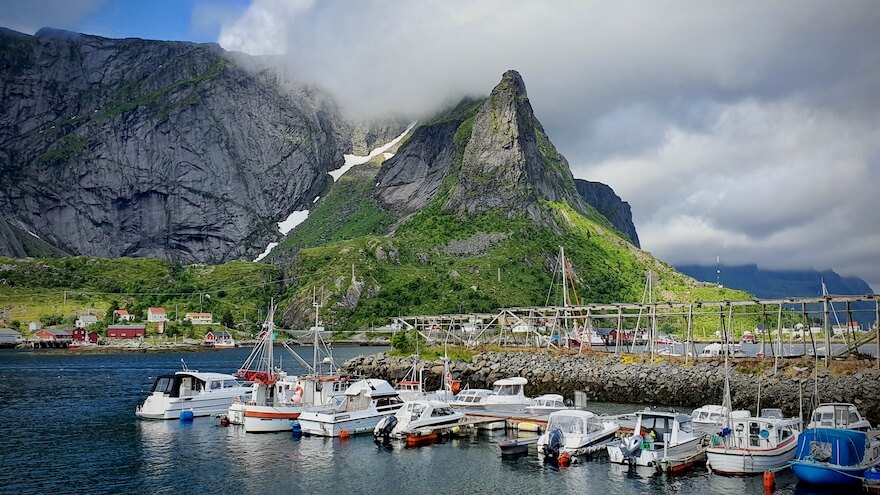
[607,410,707,470]
[298,379,404,437]
[791,428,880,486]
[538,410,619,460]
[690,404,728,433]
[698,343,746,358]
[136,370,251,419]
[213,338,236,349]
[480,377,531,412]
[394,352,458,403]
[376,398,464,439]
[229,299,351,433]
[525,394,569,415]
[706,409,802,475]
[807,403,872,431]
[450,388,492,409]
[741,332,757,345]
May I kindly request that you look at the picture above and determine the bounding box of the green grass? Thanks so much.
[268,160,396,260]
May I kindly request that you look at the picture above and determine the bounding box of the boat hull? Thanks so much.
[608,436,705,468]
[791,461,865,486]
[242,406,302,433]
[136,392,247,420]
[298,411,395,437]
[707,439,797,475]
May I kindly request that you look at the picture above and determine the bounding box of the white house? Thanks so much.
[28,321,42,332]
[147,307,168,322]
[184,312,213,325]
[113,309,135,322]
[75,315,99,328]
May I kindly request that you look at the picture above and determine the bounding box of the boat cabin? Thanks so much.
[332,379,403,413]
[529,394,566,409]
[151,372,245,398]
[452,389,491,405]
[491,377,527,397]
[691,404,727,424]
[633,411,696,449]
[547,410,606,435]
[720,413,800,451]
[698,343,745,358]
[808,403,872,431]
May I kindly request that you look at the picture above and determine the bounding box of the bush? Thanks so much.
[391,330,414,354]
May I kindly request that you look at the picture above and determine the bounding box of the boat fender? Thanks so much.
[558,452,571,466]
[762,471,775,492]
[759,429,770,439]
[339,429,351,439]
[179,410,194,423]
[290,421,303,438]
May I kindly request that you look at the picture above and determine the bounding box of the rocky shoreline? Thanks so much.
[343,351,880,424]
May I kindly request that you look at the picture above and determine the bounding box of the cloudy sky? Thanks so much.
[3,1,879,290]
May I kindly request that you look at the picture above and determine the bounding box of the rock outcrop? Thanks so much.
[574,179,640,247]
[0,27,405,263]
[446,70,587,221]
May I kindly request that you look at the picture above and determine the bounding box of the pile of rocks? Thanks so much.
[343,351,880,424]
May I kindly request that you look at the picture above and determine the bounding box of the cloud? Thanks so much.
[0,0,103,34]
[209,1,880,290]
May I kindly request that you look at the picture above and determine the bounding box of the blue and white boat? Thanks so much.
[791,428,880,486]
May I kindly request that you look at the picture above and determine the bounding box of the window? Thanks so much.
[210,381,221,391]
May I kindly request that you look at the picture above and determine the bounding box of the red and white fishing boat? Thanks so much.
[706,409,801,475]
[227,299,350,433]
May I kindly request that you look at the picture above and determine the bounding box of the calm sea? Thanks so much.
[0,347,841,494]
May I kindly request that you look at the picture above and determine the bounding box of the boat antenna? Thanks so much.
[180,358,189,371]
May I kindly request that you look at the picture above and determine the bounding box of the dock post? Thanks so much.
[876,300,879,370]
[686,304,693,364]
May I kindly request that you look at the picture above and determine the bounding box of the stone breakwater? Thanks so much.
[343,352,880,424]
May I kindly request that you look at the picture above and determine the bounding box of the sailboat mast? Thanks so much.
[313,288,320,375]
[267,299,275,375]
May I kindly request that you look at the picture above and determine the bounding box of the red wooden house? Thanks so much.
[106,325,146,339]
[70,327,100,343]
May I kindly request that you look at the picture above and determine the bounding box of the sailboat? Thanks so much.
[227,298,351,433]
[706,305,802,475]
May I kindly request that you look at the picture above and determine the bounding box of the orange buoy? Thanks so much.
[339,429,351,439]
[763,471,775,493]
[558,452,571,466]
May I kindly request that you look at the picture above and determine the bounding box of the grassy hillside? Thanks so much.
[0,257,282,331]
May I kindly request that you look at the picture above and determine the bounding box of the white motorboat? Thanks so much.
[690,404,728,433]
[297,379,404,437]
[706,409,802,475]
[450,388,492,409]
[376,399,464,439]
[698,343,745,358]
[807,403,872,431]
[481,377,530,412]
[136,371,251,420]
[607,410,707,469]
[538,410,619,459]
[525,394,569,415]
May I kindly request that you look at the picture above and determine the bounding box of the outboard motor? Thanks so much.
[620,434,643,463]
[541,428,563,461]
[373,415,398,441]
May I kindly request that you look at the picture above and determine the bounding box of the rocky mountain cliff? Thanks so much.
[573,179,639,247]
[0,27,405,263]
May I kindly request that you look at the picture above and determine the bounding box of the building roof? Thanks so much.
[114,310,130,315]
[185,312,212,317]
[208,331,231,338]
[0,328,21,336]
[42,329,72,336]
[78,315,99,322]
[107,324,146,330]
[148,307,166,313]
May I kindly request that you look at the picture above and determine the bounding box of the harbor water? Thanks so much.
[0,347,845,494]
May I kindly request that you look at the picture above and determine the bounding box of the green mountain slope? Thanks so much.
[276,71,752,331]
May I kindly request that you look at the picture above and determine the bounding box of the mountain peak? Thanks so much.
[445,70,582,221]
[498,69,528,96]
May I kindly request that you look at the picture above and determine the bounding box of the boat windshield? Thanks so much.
[430,407,456,417]
[548,415,601,434]
[492,385,521,396]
